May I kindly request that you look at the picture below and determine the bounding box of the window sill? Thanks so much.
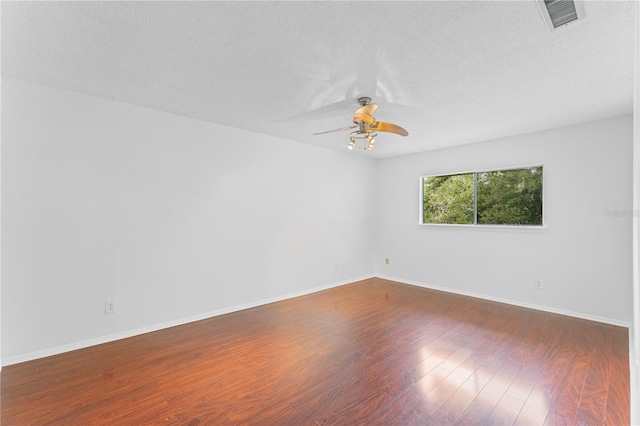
[417,223,547,233]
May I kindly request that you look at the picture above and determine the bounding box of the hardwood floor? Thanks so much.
[1,278,630,425]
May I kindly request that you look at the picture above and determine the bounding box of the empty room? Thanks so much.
[2,1,639,425]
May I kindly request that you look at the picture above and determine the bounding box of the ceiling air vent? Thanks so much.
[536,0,585,32]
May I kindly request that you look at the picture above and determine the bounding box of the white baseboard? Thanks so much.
[3,275,374,367]
[4,273,629,367]
[376,274,631,328]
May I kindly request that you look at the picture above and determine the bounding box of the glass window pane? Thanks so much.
[476,167,543,225]
[422,173,474,224]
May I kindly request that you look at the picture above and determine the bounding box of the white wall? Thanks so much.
[631,1,639,422]
[1,78,376,365]
[2,77,634,366]
[376,115,634,325]
[0,77,3,371]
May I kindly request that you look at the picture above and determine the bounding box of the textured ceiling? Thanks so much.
[1,1,636,158]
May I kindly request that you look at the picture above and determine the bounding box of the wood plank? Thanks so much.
[604,326,631,425]
[0,278,629,425]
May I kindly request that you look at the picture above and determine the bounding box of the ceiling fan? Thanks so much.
[313,97,409,151]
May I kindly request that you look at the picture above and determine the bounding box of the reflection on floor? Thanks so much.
[1,278,630,425]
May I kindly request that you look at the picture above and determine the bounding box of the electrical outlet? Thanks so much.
[534,280,542,290]
[385,258,390,265]
[105,299,117,314]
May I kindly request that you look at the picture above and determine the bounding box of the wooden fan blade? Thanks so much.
[372,121,409,136]
[313,125,357,135]
[353,104,377,124]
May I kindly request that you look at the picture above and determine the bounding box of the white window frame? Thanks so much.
[419,165,545,230]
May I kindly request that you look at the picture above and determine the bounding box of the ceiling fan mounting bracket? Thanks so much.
[357,96,372,106]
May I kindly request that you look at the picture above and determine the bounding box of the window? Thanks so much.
[421,166,543,226]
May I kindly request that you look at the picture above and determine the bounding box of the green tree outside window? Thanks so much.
[422,167,543,226]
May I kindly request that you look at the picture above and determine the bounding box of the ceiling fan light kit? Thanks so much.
[349,131,377,151]
[313,96,408,151]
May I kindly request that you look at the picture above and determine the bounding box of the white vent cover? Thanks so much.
[536,0,585,32]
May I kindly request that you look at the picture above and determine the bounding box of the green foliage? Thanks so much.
[477,167,543,225]
[422,167,543,226]
[423,174,474,224]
